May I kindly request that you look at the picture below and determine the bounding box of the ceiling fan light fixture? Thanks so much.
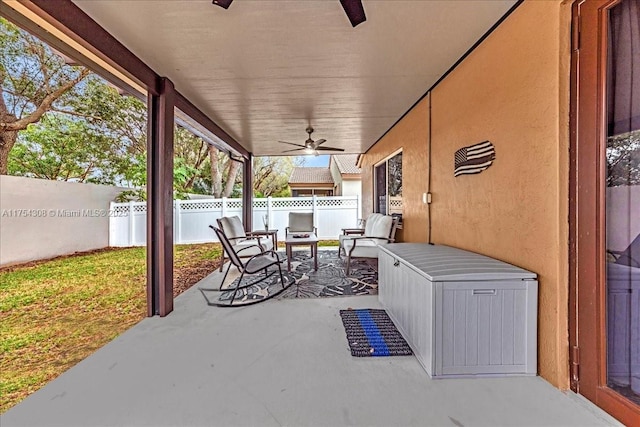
[278,125,344,154]
[212,0,233,9]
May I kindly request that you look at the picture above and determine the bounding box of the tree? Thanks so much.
[207,144,242,198]
[607,130,640,187]
[8,114,124,182]
[253,156,298,197]
[7,76,148,182]
[68,77,147,157]
[0,18,90,174]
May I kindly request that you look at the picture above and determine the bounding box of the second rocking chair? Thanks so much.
[200,226,289,307]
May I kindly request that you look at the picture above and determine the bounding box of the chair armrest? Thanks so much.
[345,236,392,256]
[343,236,395,243]
[246,249,282,266]
[234,236,266,252]
[342,228,365,235]
[235,243,264,254]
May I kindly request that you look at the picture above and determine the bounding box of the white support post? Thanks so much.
[221,197,227,217]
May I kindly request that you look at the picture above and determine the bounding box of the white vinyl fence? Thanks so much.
[109,196,361,247]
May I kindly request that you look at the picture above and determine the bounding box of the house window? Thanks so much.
[374,151,402,218]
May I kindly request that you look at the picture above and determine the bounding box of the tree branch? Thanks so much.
[1,68,90,132]
[49,107,102,121]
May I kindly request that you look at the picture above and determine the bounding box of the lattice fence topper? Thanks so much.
[454,140,496,177]
[180,201,221,210]
[317,198,355,207]
[112,205,130,214]
[273,198,312,208]
[389,197,403,208]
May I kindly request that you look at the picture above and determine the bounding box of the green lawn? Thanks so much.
[0,243,222,413]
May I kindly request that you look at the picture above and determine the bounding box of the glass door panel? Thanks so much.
[605,0,640,407]
[375,163,387,214]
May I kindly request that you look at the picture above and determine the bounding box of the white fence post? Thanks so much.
[221,197,227,217]
[312,195,318,229]
[267,196,273,229]
[109,201,115,246]
[175,200,182,244]
[128,201,135,246]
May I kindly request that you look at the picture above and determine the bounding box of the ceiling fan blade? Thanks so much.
[315,146,345,152]
[340,0,366,27]
[211,0,233,9]
[313,139,327,146]
[282,148,304,153]
[278,141,307,148]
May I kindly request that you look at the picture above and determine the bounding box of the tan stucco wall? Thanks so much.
[431,0,570,388]
[360,95,430,243]
[360,0,571,388]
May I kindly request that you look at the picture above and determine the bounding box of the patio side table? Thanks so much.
[285,233,319,272]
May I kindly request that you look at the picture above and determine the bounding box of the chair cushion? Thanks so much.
[288,212,314,232]
[364,214,393,239]
[234,239,273,256]
[219,216,246,242]
[342,238,384,258]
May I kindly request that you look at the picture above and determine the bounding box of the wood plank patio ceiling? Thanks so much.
[72,0,517,156]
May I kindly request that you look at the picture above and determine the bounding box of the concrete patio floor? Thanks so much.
[3,265,622,427]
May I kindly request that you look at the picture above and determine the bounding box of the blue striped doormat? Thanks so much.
[339,309,413,357]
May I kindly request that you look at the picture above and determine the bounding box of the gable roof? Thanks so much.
[289,167,334,184]
[332,154,361,175]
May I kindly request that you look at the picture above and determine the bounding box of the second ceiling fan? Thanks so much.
[279,126,345,156]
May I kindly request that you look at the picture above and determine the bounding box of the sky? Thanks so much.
[298,155,329,167]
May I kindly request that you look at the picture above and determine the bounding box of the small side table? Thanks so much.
[248,229,278,249]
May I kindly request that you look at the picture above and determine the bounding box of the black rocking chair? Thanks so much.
[199,226,289,307]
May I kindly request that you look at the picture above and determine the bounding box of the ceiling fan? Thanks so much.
[278,126,345,156]
[212,0,366,27]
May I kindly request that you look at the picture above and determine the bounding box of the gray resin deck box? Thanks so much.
[378,243,538,378]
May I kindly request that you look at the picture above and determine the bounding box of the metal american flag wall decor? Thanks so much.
[454,140,496,177]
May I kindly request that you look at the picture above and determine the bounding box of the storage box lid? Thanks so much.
[380,243,537,281]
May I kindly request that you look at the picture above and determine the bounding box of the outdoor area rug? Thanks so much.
[339,308,413,357]
[213,250,378,306]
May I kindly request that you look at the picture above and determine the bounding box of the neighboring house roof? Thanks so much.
[289,167,334,185]
[332,154,361,175]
